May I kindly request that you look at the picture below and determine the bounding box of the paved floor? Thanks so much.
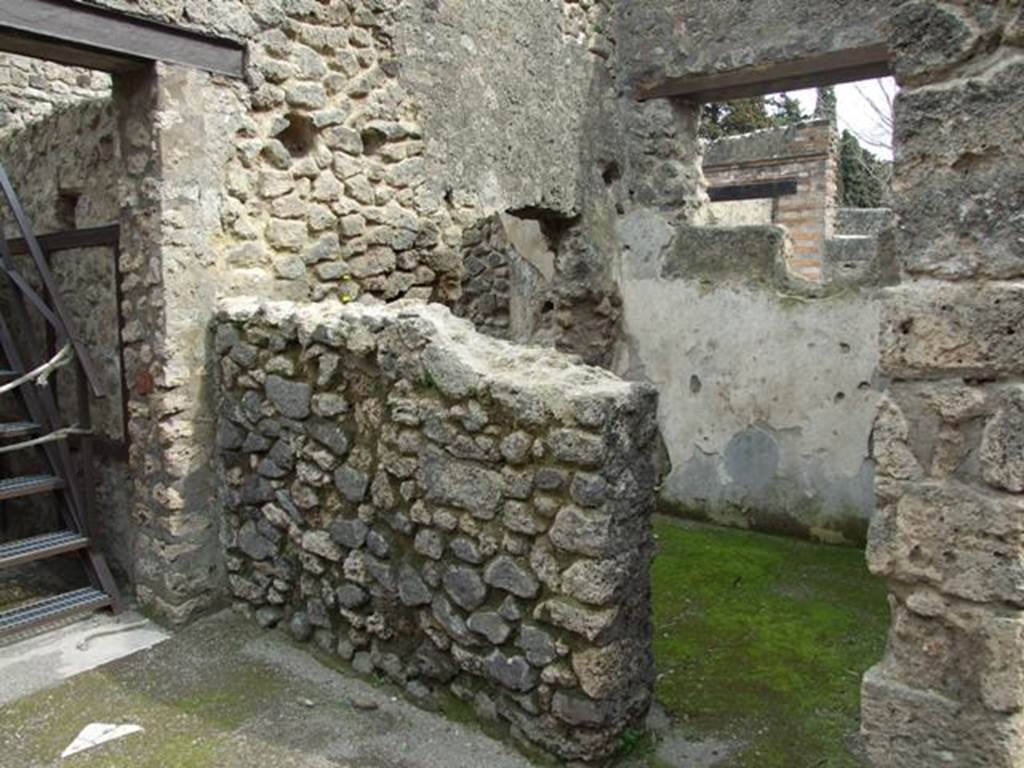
[0,609,169,707]
[0,610,538,768]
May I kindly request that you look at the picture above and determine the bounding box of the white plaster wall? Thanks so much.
[708,199,774,227]
[614,226,881,542]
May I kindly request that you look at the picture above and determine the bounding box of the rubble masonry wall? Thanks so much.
[213,297,659,762]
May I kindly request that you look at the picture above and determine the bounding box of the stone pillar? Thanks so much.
[115,63,244,623]
[862,3,1024,765]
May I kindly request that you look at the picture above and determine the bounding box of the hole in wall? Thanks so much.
[602,161,621,186]
[277,112,317,157]
[690,375,703,395]
[56,190,80,229]
[361,126,387,156]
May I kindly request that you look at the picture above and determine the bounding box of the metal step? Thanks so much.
[0,530,89,568]
[0,474,65,501]
[0,587,111,638]
[0,421,40,439]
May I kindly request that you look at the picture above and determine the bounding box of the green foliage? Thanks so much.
[699,94,807,140]
[618,726,651,756]
[651,518,889,767]
[839,130,890,208]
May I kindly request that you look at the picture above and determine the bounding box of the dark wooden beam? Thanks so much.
[0,29,142,72]
[6,224,120,256]
[0,0,244,78]
[636,44,892,103]
[708,180,799,203]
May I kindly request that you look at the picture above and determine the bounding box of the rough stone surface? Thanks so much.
[863,8,1024,767]
[216,298,658,761]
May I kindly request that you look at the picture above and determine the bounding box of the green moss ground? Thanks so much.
[650,517,890,767]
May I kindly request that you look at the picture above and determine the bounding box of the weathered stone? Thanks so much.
[499,431,532,464]
[449,536,483,564]
[561,557,629,606]
[547,429,605,467]
[569,473,608,508]
[552,691,608,726]
[572,639,649,700]
[549,505,614,557]
[265,375,312,419]
[336,584,368,609]
[398,564,432,606]
[289,611,313,642]
[307,598,330,628]
[467,611,511,644]
[534,468,566,491]
[255,606,284,628]
[862,662,1024,768]
[868,480,1024,607]
[330,517,368,549]
[366,529,391,559]
[352,651,374,676]
[334,465,370,503]
[238,522,276,561]
[432,595,474,645]
[880,284,1024,378]
[501,501,540,535]
[302,530,343,562]
[443,565,487,611]
[535,598,618,642]
[980,388,1024,493]
[516,624,557,666]
[309,422,351,456]
[421,449,502,519]
[894,58,1024,279]
[414,528,444,560]
[483,555,539,599]
[873,396,923,481]
[484,649,537,692]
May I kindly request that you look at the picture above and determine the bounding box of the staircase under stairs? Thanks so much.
[0,162,121,641]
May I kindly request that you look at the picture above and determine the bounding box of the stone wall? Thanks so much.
[861,4,1024,766]
[615,1,894,90]
[704,120,840,282]
[11,0,635,622]
[0,53,112,137]
[214,297,659,762]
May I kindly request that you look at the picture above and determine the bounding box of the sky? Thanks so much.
[783,77,897,160]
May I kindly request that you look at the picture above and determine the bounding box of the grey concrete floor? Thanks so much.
[0,608,169,707]
[0,609,539,768]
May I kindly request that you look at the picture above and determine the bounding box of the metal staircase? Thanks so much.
[0,162,121,640]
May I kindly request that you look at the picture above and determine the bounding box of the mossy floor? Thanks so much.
[648,516,890,767]
[0,612,534,768]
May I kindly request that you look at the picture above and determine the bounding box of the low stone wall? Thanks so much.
[214,297,659,762]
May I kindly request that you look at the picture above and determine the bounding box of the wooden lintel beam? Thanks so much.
[0,0,244,78]
[6,224,120,256]
[708,179,799,203]
[0,29,143,72]
[636,44,892,103]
